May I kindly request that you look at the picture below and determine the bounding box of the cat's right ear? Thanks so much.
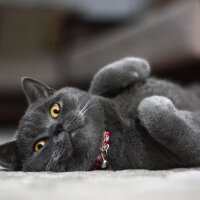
[0,140,22,170]
[22,77,55,104]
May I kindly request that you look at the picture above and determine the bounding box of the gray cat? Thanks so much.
[1,57,200,171]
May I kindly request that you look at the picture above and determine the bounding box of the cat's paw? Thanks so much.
[139,96,175,113]
[110,57,150,79]
[89,57,150,96]
[138,96,176,130]
[98,57,150,82]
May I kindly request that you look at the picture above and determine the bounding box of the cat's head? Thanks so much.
[0,78,105,171]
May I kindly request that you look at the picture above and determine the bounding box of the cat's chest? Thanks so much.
[113,85,147,119]
[112,78,169,118]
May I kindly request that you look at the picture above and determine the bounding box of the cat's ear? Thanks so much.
[22,77,55,104]
[0,140,22,170]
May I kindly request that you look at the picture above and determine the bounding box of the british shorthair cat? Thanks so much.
[1,57,200,172]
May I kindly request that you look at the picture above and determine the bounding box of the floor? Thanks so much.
[0,129,200,200]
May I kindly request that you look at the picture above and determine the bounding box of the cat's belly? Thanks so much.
[114,77,200,118]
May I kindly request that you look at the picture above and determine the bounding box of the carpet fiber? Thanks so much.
[0,168,200,200]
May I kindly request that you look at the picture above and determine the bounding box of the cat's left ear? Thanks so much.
[0,140,22,170]
[22,77,55,104]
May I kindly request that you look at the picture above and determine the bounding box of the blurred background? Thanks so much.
[0,0,200,129]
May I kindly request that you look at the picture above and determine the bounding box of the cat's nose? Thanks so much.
[53,123,64,136]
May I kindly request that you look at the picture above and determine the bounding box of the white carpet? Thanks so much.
[0,129,200,200]
[0,168,200,200]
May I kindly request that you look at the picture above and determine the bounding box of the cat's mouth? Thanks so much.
[54,128,82,162]
[62,125,83,140]
[56,123,83,139]
[68,126,83,138]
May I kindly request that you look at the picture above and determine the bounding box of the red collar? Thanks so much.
[94,131,110,169]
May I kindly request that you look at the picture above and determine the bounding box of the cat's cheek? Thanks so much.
[70,129,88,149]
[55,133,73,159]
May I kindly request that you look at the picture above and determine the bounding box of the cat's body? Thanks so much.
[1,57,200,171]
[105,77,200,170]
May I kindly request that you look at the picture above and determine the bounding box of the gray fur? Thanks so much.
[0,57,200,171]
[138,96,200,165]
[89,57,150,97]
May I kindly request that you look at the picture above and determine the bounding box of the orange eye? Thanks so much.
[35,140,46,152]
[50,104,60,118]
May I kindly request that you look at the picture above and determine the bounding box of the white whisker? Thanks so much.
[79,97,96,117]
[46,148,62,171]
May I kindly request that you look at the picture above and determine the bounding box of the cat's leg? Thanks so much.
[89,57,150,97]
[138,95,200,166]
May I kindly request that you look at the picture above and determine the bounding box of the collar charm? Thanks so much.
[94,131,110,169]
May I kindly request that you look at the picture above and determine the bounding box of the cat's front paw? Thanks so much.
[139,96,175,112]
[98,57,150,83]
[89,57,150,96]
[115,57,150,80]
[138,96,176,130]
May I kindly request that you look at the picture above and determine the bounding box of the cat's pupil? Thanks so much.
[54,109,60,114]
[38,144,43,149]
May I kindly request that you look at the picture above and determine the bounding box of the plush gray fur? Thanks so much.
[0,57,200,171]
